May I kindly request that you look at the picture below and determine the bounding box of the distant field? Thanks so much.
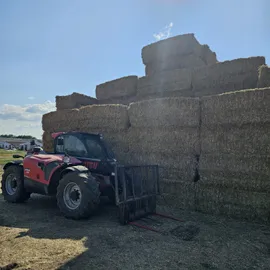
[0,149,26,166]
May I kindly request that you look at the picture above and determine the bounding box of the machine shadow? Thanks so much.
[0,193,120,241]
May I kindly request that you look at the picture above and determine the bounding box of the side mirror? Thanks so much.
[13,154,24,159]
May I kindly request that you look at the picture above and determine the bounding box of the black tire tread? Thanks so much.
[56,172,100,220]
[1,165,30,203]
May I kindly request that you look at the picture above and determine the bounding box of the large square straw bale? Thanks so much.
[196,185,270,210]
[198,171,270,193]
[127,127,200,155]
[195,199,269,223]
[42,131,54,152]
[128,97,200,128]
[138,68,192,89]
[201,124,270,155]
[145,54,206,76]
[192,57,265,93]
[257,65,270,88]
[199,154,270,183]
[78,104,130,131]
[201,87,270,126]
[56,92,98,110]
[96,76,138,100]
[141,33,202,65]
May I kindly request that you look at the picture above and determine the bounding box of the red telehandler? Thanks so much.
[1,131,160,225]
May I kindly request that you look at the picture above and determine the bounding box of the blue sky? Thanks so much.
[0,0,269,138]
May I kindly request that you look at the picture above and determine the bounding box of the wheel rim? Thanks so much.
[5,173,17,195]
[63,182,82,210]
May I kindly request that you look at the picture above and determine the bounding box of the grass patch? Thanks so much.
[0,149,26,166]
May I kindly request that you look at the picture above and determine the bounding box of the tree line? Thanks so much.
[0,134,36,139]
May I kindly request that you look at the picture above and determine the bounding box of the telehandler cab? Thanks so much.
[1,131,160,224]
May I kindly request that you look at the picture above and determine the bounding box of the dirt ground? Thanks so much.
[0,168,270,270]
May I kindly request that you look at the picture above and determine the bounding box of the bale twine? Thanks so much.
[95,76,138,100]
[257,65,270,88]
[201,87,270,127]
[192,56,265,94]
[56,92,98,110]
[128,97,200,128]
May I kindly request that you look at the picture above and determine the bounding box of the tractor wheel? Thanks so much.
[56,172,100,220]
[1,165,31,203]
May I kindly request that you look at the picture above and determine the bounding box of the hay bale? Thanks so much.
[128,97,200,128]
[127,127,200,155]
[198,171,270,193]
[196,185,270,210]
[192,57,265,93]
[138,68,192,89]
[201,87,270,126]
[95,76,138,100]
[42,109,80,132]
[137,68,193,97]
[158,180,196,210]
[42,131,54,152]
[123,151,197,182]
[195,199,270,223]
[145,54,206,76]
[200,44,218,65]
[258,65,270,88]
[56,92,98,110]
[199,154,270,177]
[142,33,203,65]
[201,124,270,155]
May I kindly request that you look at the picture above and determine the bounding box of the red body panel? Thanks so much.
[23,154,82,185]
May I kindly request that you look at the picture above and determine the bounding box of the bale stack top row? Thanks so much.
[54,33,269,111]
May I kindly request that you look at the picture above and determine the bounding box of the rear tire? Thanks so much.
[56,172,100,220]
[1,165,31,203]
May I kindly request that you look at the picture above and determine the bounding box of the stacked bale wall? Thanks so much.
[198,88,270,222]
[127,97,200,210]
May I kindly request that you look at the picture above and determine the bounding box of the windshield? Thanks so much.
[83,135,107,160]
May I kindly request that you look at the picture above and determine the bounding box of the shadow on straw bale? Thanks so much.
[201,87,270,126]
[201,124,270,155]
[96,76,138,100]
[128,97,200,128]
[145,54,206,76]
[199,154,270,177]
[258,65,270,88]
[198,171,270,193]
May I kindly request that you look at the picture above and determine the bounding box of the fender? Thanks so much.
[60,165,89,179]
[3,160,23,170]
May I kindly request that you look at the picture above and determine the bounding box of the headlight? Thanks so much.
[63,156,70,163]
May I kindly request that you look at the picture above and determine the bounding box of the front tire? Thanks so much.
[56,172,100,220]
[1,165,31,203]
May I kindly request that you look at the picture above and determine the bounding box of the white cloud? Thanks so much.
[0,101,56,138]
[153,22,174,41]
